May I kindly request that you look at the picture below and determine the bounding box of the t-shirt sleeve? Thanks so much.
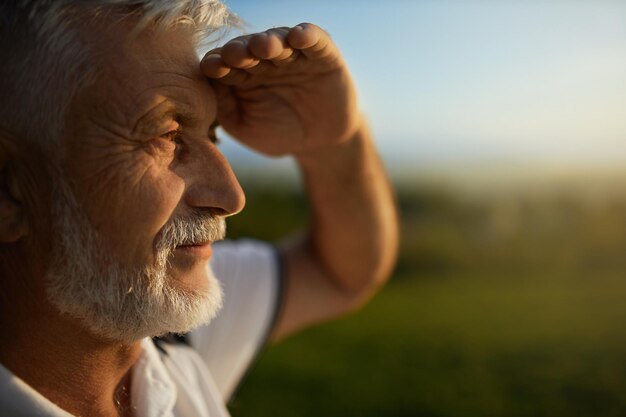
[187,238,283,402]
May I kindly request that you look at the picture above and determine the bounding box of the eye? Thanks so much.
[160,127,182,143]
[146,126,183,157]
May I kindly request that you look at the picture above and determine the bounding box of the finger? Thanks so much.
[249,28,295,62]
[287,23,336,60]
[248,32,282,60]
[203,33,252,57]
[271,48,301,67]
[220,37,260,69]
[242,60,275,75]
[265,28,300,66]
[200,52,231,79]
[214,67,250,86]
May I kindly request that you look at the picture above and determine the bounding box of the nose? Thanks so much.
[182,141,245,217]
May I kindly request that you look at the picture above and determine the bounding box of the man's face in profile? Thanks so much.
[44,22,245,342]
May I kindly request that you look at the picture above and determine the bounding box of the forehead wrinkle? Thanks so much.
[100,54,214,135]
[152,70,199,83]
[149,67,214,110]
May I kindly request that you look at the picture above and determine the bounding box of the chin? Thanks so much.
[168,261,214,293]
[47,259,224,344]
[145,265,224,339]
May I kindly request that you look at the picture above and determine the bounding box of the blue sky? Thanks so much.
[218,0,626,171]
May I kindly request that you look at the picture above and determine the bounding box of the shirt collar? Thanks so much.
[131,338,178,417]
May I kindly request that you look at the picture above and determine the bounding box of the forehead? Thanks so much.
[76,21,215,129]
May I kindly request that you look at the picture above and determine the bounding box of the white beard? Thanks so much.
[44,175,225,343]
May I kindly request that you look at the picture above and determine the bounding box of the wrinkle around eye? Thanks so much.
[143,137,179,160]
[86,116,137,146]
[83,117,161,155]
[80,151,153,200]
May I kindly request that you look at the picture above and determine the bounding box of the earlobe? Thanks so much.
[0,137,28,243]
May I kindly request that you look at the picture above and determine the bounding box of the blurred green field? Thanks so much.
[225,179,626,417]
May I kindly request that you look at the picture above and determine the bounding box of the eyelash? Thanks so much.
[161,128,182,143]
[160,127,221,146]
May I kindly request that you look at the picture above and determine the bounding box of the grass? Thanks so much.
[224,181,626,417]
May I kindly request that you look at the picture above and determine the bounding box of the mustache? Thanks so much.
[155,211,226,251]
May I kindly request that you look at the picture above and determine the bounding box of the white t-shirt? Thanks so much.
[0,239,283,417]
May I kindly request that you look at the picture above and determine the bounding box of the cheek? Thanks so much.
[126,168,184,236]
[80,153,186,264]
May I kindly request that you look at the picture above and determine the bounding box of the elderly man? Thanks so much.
[0,1,398,416]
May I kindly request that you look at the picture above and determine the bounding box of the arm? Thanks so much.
[273,121,399,341]
[201,23,399,342]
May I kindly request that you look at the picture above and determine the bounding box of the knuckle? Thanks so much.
[299,22,319,30]
[267,27,290,38]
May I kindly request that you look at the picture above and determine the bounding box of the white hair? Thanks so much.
[0,0,238,155]
[45,171,227,343]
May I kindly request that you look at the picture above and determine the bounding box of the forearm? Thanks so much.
[294,119,399,294]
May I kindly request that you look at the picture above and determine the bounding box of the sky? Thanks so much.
[216,0,626,174]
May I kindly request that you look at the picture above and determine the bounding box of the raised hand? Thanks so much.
[200,23,361,157]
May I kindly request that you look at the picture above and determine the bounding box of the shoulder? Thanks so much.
[208,238,284,329]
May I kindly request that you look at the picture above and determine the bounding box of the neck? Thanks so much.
[0,251,141,417]
[0,314,142,417]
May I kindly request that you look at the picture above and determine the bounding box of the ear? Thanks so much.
[0,132,28,243]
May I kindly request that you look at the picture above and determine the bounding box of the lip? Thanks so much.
[175,242,213,259]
